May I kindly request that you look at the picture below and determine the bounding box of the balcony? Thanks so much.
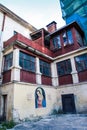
[4,33,53,57]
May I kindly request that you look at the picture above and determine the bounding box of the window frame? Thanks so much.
[40,60,51,77]
[57,59,72,76]
[75,53,87,72]
[19,51,36,73]
[4,52,13,71]
[75,30,83,46]
[62,29,74,46]
[52,35,61,49]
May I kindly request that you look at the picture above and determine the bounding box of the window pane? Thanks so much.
[75,54,87,72]
[57,59,72,76]
[52,35,61,49]
[63,32,67,46]
[19,52,35,72]
[67,30,73,44]
[40,60,51,76]
[4,52,13,71]
[76,30,83,46]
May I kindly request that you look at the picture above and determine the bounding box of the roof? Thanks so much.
[0,4,37,32]
[30,28,49,40]
[48,21,84,37]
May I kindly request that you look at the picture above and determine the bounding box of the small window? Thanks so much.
[19,51,35,72]
[76,30,83,46]
[63,29,73,46]
[67,30,73,44]
[75,53,87,72]
[40,60,51,76]
[4,52,13,71]
[52,35,61,49]
[63,32,67,46]
[57,59,72,76]
[14,31,17,35]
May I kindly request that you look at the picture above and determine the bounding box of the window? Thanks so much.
[40,60,51,76]
[75,54,87,72]
[67,30,73,44]
[63,29,73,46]
[19,52,35,72]
[4,52,13,71]
[57,59,72,76]
[76,30,83,46]
[52,35,61,49]
[14,31,17,35]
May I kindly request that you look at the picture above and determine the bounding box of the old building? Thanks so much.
[0,4,87,121]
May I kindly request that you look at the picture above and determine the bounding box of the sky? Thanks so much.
[0,0,65,29]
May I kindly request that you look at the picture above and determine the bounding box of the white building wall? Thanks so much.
[0,12,3,31]
[2,15,32,41]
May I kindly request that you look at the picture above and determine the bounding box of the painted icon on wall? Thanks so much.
[35,87,46,108]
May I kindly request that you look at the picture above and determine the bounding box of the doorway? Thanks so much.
[61,94,76,113]
[2,95,7,120]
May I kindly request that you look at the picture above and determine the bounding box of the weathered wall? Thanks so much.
[0,83,14,121]
[13,82,57,121]
[56,82,87,113]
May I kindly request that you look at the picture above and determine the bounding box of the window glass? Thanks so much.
[63,30,73,46]
[4,52,13,71]
[75,54,87,72]
[67,30,73,44]
[76,30,83,46]
[40,60,51,76]
[52,35,61,49]
[57,59,72,76]
[19,51,35,72]
[63,32,67,46]
[14,31,17,35]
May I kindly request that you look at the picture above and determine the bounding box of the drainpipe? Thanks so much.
[42,29,44,46]
[0,13,6,84]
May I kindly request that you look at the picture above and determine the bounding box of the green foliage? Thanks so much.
[1,120,16,129]
[0,128,6,130]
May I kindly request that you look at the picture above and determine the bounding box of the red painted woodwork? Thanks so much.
[4,22,84,58]
[2,70,11,83]
[41,75,52,85]
[78,70,87,82]
[20,69,36,83]
[34,37,42,46]
[52,27,82,57]
[59,74,73,85]
[4,33,53,57]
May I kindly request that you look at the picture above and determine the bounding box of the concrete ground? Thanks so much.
[8,114,87,130]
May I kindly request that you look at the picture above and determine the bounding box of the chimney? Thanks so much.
[46,21,57,33]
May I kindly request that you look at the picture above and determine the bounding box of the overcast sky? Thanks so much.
[0,0,65,29]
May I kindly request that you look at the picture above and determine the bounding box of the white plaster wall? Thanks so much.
[13,83,57,121]
[2,15,32,41]
[0,12,3,31]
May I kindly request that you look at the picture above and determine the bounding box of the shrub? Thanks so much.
[1,120,16,129]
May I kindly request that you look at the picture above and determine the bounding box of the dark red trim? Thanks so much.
[59,74,73,85]
[78,70,87,82]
